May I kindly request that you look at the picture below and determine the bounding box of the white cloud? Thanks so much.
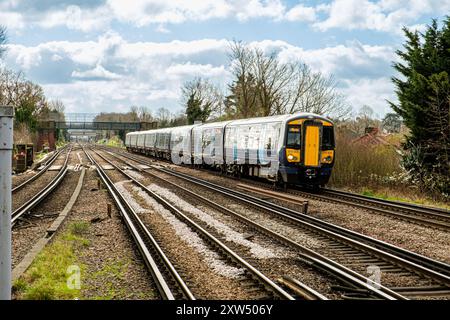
[39,5,111,32]
[285,4,317,22]
[1,0,447,35]
[146,89,179,101]
[166,63,228,78]
[5,34,400,116]
[0,0,290,32]
[106,0,231,26]
[235,0,286,21]
[156,24,170,34]
[338,77,397,116]
[314,0,450,33]
[72,64,122,80]
[264,39,395,77]
[0,11,25,30]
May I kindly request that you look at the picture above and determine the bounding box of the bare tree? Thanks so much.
[48,99,66,121]
[253,48,294,116]
[138,106,153,122]
[49,99,65,113]
[226,40,350,119]
[0,69,26,106]
[156,107,172,127]
[129,106,139,121]
[358,105,376,129]
[227,41,259,118]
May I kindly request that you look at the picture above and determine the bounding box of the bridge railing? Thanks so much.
[37,120,158,131]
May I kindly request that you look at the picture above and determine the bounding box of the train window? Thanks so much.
[322,126,335,150]
[264,122,280,151]
[287,125,301,149]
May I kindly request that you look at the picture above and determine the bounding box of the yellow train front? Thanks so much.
[279,115,335,188]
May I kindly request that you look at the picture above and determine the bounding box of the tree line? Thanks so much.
[0,26,65,135]
[390,18,450,196]
[182,41,350,124]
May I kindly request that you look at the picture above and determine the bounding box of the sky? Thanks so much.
[1,0,449,118]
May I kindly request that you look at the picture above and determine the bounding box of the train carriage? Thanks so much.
[143,130,156,155]
[170,124,198,164]
[154,128,172,160]
[125,112,335,188]
[136,131,146,153]
[125,132,139,152]
[279,113,335,187]
[192,121,232,167]
[223,115,285,180]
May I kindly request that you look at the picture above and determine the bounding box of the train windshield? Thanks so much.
[322,126,335,150]
[287,125,301,149]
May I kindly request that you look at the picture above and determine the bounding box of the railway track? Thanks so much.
[226,179,450,230]
[101,145,449,230]
[296,187,450,230]
[97,146,450,299]
[93,145,424,300]
[12,147,64,193]
[83,146,194,300]
[12,145,72,226]
[85,146,297,300]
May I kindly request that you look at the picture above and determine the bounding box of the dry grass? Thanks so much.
[13,123,35,144]
[328,130,449,206]
[329,132,402,188]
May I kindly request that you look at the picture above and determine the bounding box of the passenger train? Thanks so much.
[125,113,335,187]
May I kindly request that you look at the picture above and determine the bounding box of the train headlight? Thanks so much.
[321,150,334,164]
[286,149,300,162]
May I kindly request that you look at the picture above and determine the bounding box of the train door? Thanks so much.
[303,123,320,167]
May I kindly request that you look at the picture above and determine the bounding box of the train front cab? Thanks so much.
[279,116,334,187]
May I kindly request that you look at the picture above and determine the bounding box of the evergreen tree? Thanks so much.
[225,73,259,119]
[186,92,209,124]
[390,18,450,195]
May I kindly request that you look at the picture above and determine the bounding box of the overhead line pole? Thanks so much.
[0,106,13,300]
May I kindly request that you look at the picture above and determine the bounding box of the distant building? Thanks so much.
[352,127,389,146]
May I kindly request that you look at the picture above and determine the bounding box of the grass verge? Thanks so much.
[357,187,450,210]
[12,221,90,300]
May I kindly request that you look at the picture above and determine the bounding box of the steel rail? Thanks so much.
[83,146,194,300]
[91,147,295,300]
[105,145,450,230]
[278,276,329,300]
[295,188,450,230]
[242,184,450,230]
[11,146,72,225]
[151,166,450,282]
[12,147,65,193]
[97,146,450,277]
[323,188,450,217]
[117,160,405,300]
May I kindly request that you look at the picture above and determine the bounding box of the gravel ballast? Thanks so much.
[60,168,158,300]
[162,163,450,264]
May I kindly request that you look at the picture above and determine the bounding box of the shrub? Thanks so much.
[329,132,402,188]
